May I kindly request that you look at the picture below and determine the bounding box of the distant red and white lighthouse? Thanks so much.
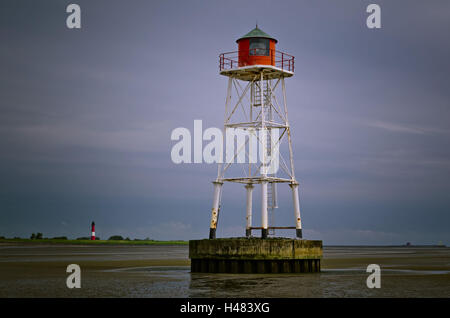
[91,221,95,240]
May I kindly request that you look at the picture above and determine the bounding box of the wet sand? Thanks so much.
[0,243,449,297]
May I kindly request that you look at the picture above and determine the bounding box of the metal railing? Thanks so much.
[219,49,295,72]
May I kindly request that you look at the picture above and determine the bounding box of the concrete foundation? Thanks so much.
[189,238,322,274]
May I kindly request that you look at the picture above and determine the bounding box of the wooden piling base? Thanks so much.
[189,238,322,274]
[191,258,321,274]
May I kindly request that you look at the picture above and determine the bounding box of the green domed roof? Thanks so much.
[236,26,278,43]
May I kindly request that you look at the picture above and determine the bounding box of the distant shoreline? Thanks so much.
[0,238,445,248]
[0,238,188,246]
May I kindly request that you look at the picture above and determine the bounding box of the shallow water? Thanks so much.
[0,244,449,297]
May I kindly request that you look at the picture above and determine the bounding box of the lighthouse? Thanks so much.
[91,222,95,240]
[211,26,301,239]
[189,26,322,274]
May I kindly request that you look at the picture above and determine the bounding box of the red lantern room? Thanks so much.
[237,26,277,67]
[219,26,294,78]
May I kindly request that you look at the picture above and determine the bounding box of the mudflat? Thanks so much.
[0,243,449,297]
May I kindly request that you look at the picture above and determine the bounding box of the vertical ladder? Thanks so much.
[268,182,278,235]
[253,81,262,108]
[254,78,279,235]
[265,79,278,235]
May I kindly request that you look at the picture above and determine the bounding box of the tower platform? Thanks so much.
[220,64,294,81]
[189,238,322,274]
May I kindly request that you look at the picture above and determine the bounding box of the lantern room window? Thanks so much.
[249,38,270,56]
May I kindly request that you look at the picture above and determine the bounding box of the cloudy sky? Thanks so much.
[1,0,449,244]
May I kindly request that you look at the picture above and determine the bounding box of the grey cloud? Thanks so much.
[1,0,449,244]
